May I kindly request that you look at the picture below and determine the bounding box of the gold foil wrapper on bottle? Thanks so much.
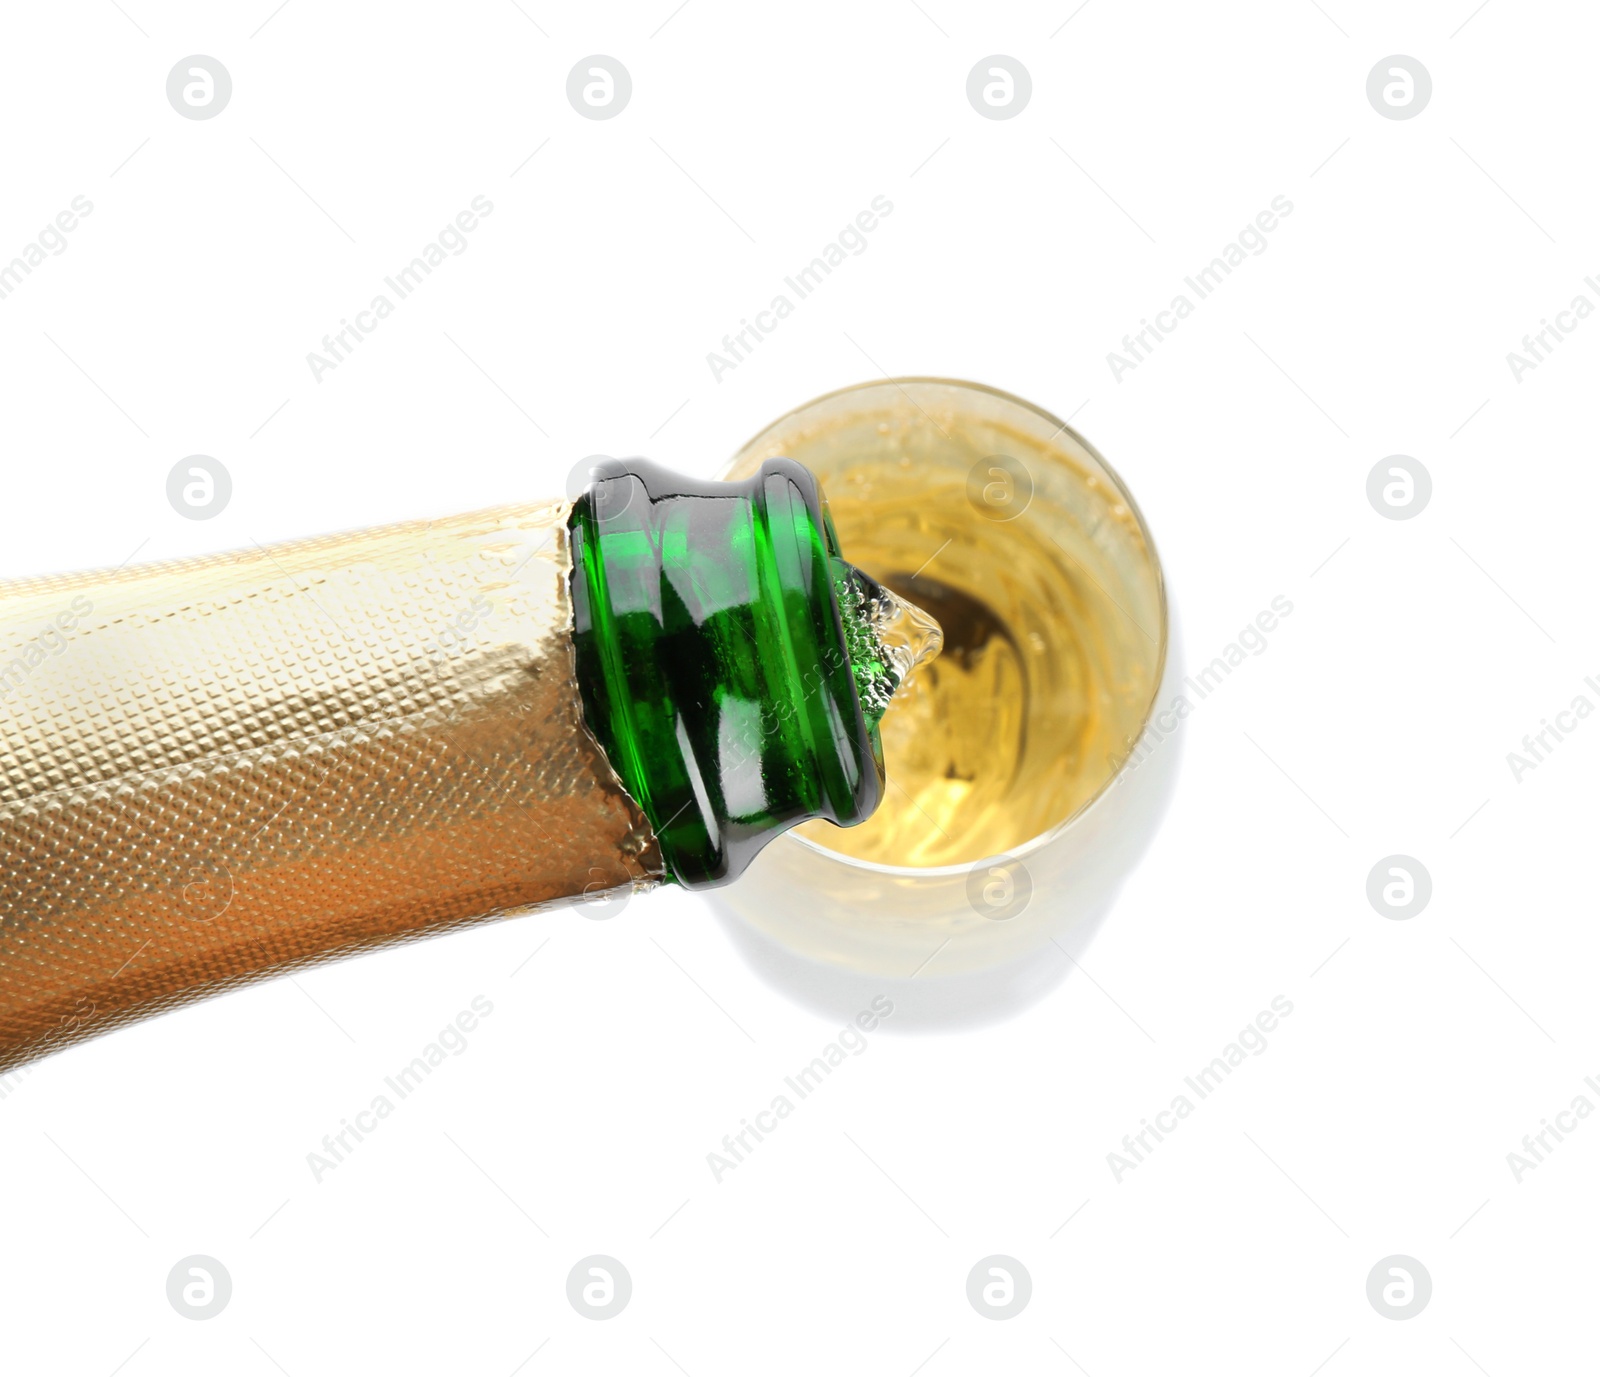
[0,503,663,1072]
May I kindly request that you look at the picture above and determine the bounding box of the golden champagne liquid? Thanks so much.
[729,380,1167,869]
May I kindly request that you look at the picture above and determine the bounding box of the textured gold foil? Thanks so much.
[0,502,663,1072]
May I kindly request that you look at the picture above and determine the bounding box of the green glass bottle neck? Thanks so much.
[568,457,886,890]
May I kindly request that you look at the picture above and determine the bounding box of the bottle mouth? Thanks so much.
[567,457,894,889]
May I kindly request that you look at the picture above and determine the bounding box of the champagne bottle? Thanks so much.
[0,458,937,1071]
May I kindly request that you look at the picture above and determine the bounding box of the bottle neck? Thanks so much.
[567,457,885,889]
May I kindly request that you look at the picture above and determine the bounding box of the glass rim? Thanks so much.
[726,374,1171,879]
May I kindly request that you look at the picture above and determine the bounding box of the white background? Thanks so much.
[1,1,1595,1372]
